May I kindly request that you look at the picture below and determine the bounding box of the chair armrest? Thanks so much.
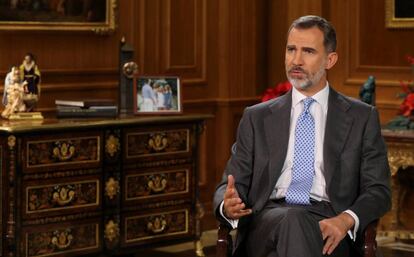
[217,223,233,257]
[363,219,378,257]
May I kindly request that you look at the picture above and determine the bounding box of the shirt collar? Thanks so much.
[292,82,329,112]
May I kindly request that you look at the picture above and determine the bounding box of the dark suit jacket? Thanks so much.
[213,87,391,254]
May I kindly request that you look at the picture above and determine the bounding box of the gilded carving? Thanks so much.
[125,209,188,243]
[26,224,99,257]
[382,142,414,240]
[92,0,117,35]
[195,240,205,257]
[27,180,99,214]
[105,134,120,157]
[105,177,119,200]
[377,230,414,240]
[104,220,120,242]
[195,200,205,257]
[126,170,188,201]
[27,136,100,168]
[127,129,190,158]
[8,135,16,149]
[387,143,414,176]
[7,135,16,255]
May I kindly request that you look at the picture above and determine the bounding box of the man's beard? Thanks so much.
[286,63,326,90]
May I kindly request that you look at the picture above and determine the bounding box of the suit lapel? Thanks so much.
[323,88,353,188]
[264,91,292,188]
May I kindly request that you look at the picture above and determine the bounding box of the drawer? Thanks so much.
[22,220,101,257]
[124,126,192,161]
[123,206,193,246]
[124,166,192,205]
[22,132,101,173]
[23,176,101,218]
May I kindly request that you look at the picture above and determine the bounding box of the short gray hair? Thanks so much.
[288,15,337,53]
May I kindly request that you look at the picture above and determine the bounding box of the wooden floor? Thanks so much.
[132,230,414,257]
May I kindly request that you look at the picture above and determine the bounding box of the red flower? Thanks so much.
[400,93,414,117]
[261,81,292,102]
[397,57,414,117]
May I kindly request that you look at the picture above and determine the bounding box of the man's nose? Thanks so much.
[292,51,304,66]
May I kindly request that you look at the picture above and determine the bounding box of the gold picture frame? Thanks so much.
[386,0,414,28]
[0,0,117,34]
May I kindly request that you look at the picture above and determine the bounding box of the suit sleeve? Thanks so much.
[213,107,255,225]
[349,107,391,233]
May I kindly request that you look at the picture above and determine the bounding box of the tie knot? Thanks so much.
[302,98,315,113]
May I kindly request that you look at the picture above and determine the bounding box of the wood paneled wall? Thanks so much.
[327,0,414,124]
[0,0,412,230]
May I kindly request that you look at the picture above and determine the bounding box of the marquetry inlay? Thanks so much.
[125,209,189,243]
[25,223,99,257]
[125,169,189,201]
[26,136,100,169]
[126,129,190,158]
[26,180,99,214]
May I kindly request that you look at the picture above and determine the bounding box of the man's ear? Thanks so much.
[325,52,338,70]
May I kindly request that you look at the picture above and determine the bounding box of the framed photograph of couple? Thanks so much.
[0,0,116,34]
[133,76,182,115]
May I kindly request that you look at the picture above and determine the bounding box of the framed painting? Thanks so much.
[0,0,116,34]
[133,76,182,115]
[386,0,414,28]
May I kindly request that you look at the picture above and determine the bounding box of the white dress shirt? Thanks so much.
[220,83,359,240]
[270,83,329,201]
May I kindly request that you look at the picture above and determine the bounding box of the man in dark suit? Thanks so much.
[213,15,391,257]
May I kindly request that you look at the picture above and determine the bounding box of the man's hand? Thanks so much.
[319,212,355,255]
[223,175,252,219]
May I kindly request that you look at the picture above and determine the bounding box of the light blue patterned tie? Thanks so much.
[285,97,316,205]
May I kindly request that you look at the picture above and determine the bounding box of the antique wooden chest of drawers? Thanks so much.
[0,115,208,257]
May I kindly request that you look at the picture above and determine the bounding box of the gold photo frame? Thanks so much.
[0,0,117,34]
[386,0,414,28]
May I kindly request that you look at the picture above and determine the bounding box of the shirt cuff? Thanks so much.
[220,201,239,229]
[344,209,359,241]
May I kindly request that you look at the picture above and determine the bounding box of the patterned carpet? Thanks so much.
[133,230,414,257]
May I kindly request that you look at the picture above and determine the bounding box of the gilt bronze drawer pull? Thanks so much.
[148,133,168,151]
[147,175,167,193]
[53,141,76,161]
[146,215,167,234]
[51,229,73,250]
[52,185,76,206]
